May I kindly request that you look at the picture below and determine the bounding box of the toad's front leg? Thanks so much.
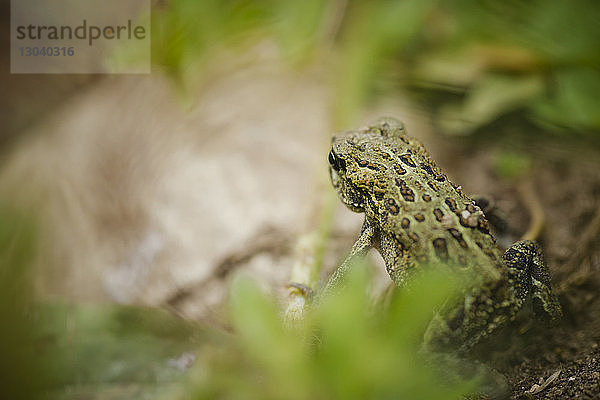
[323,217,378,295]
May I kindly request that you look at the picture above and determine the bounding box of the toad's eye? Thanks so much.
[328,150,345,171]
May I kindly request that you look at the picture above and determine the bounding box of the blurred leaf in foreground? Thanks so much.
[187,266,479,400]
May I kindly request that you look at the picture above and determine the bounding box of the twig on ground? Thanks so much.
[517,178,545,241]
[524,369,561,395]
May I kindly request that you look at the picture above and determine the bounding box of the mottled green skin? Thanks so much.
[327,118,562,351]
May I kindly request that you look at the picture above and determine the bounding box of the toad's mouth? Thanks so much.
[329,166,365,213]
[328,146,365,212]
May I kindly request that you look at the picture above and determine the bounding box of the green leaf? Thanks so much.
[439,74,544,135]
[533,68,600,131]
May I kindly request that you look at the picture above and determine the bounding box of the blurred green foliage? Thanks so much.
[39,303,203,400]
[493,151,533,181]
[0,206,40,400]
[150,0,600,134]
[0,205,207,400]
[186,268,479,400]
[150,0,329,83]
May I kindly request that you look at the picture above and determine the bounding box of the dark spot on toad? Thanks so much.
[367,162,385,171]
[478,218,490,234]
[420,162,435,176]
[483,248,497,260]
[386,199,400,215]
[427,181,439,192]
[395,178,415,202]
[433,238,449,260]
[448,228,468,249]
[394,164,407,175]
[445,198,458,213]
[355,157,369,167]
[400,154,416,168]
[408,232,420,242]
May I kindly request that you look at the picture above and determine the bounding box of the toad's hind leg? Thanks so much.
[502,240,562,323]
